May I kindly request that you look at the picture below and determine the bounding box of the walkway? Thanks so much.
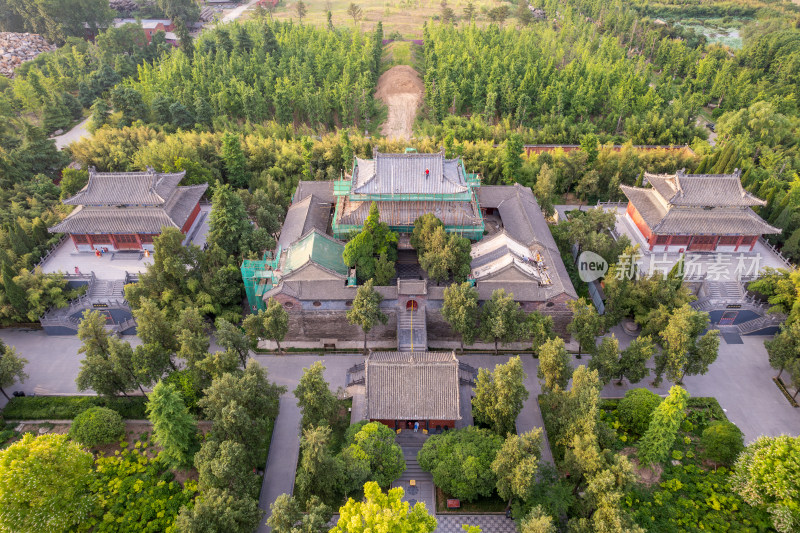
[220,0,259,23]
[51,117,91,150]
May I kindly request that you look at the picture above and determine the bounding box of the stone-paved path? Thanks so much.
[435,514,517,532]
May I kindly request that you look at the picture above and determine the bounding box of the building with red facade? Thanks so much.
[113,19,176,44]
[620,170,780,253]
[365,351,461,432]
[49,168,207,252]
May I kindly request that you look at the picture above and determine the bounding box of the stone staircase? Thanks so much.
[704,281,745,301]
[393,431,434,511]
[737,314,785,335]
[87,279,126,300]
[398,307,427,352]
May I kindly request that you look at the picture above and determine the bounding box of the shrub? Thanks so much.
[69,407,125,447]
[1,396,147,419]
[618,388,662,436]
[701,421,744,466]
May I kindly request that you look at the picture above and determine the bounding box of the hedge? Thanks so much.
[1,396,148,420]
[600,397,728,421]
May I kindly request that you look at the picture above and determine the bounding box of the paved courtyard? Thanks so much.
[2,329,798,531]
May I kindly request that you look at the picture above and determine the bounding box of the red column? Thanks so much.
[687,236,694,250]
[749,236,757,251]
[135,234,143,250]
[734,236,743,251]
[713,236,720,251]
[109,234,117,250]
[648,234,655,251]
[87,234,95,250]
[70,234,80,250]
[665,235,673,250]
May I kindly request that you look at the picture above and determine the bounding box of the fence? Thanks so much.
[758,237,794,270]
[32,234,68,271]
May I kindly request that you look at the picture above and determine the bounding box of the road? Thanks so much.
[50,117,91,150]
[221,0,259,23]
[3,329,799,530]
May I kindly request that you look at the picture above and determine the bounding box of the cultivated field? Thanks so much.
[254,0,514,38]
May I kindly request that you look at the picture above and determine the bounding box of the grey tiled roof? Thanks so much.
[277,195,332,249]
[621,184,780,235]
[365,351,461,421]
[336,198,482,228]
[655,208,781,235]
[645,171,765,207]
[477,185,577,300]
[50,181,207,235]
[294,181,335,204]
[352,151,469,195]
[64,168,185,206]
[49,205,181,234]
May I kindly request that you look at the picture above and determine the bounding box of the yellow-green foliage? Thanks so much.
[79,441,197,533]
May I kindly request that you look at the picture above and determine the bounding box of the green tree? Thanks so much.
[479,289,527,354]
[765,321,800,379]
[463,2,475,20]
[472,356,529,436]
[347,279,388,353]
[195,439,260,496]
[442,282,479,351]
[343,203,397,283]
[340,421,406,489]
[1,262,27,316]
[0,433,95,532]
[638,385,689,467]
[220,133,250,188]
[502,134,524,184]
[492,429,543,506]
[0,343,28,400]
[198,362,284,467]
[296,425,345,506]
[417,426,503,502]
[147,380,199,469]
[537,337,572,392]
[175,488,262,533]
[520,506,557,532]
[208,182,253,258]
[568,298,603,358]
[214,317,250,367]
[267,494,332,533]
[243,297,288,354]
[615,335,654,385]
[617,388,662,436]
[294,361,338,430]
[528,311,555,355]
[589,335,620,385]
[654,304,719,385]
[68,406,125,447]
[331,482,436,532]
[75,310,137,397]
[700,421,744,467]
[731,435,800,533]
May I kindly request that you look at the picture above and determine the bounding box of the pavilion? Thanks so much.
[365,351,461,431]
[620,170,780,253]
[50,168,207,252]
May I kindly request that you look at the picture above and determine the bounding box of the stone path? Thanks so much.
[51,117,91,150]
[256,394,301,533]
[435,514,517,532]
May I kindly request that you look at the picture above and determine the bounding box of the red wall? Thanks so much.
[371,419,455,430]
[181,202,201,233]
[627,202,652,242]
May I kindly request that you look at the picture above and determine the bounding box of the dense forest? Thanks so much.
[125,20,384,129]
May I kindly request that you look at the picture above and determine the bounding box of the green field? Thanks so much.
[255,0,513,39]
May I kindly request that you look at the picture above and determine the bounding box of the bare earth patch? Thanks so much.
[375,65,424,141]
[620,446,663,487]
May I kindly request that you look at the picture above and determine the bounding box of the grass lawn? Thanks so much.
[252,0,514,39]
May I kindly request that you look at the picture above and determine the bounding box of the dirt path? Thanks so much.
[51,117,91,150]
[375,65,424,141]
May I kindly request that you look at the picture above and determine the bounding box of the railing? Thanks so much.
[114,318,137,333]
[758,237,794,270]
[597,201,629,209]
[32,234,68,270]
[124,271,139,284]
